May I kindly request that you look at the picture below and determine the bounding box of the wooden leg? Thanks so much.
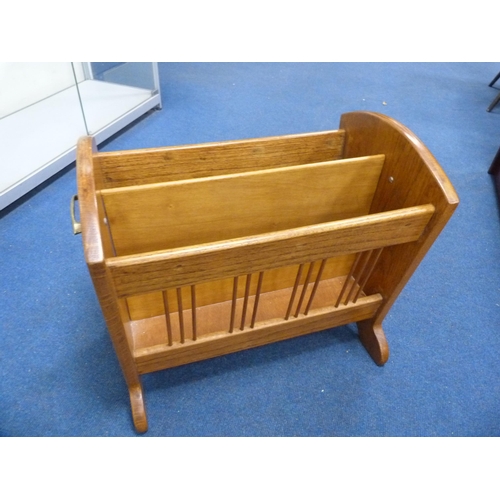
[356,319,389,366]
[129,383,148,433]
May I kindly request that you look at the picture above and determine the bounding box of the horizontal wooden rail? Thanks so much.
[106,204,435,298]
[133,293,383,374]
[95,129,345,188]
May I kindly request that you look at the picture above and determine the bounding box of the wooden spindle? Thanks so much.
[229,276,239,333]
[304,258,327,315]
[240,274,252,330]
[335,252,362,308]
[250,271,264,328]
[295,261,315,317]
[191,285,197,340]
[285,264,304,320]
[177,287,185,343]
[162,290,173,346]
[353,248,383,303]
[344,250,373,305]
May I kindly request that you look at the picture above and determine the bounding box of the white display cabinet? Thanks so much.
[0,62,162,211]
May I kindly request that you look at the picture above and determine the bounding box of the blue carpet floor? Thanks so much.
[1,62,500,437]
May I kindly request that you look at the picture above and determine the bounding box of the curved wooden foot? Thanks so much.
[129,383,148,433]
[356,320,389,366]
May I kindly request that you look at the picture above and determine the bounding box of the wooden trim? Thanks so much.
[106,204,435,298]
[99,155,385,256]
[76,137,109,264]
[77,136,141,389]
[340,111,459,325]
[95,129,346,188]
[134,293,383,374]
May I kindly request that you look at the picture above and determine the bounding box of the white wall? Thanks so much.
[0,63,85,119]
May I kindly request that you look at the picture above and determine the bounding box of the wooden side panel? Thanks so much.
[101,155,385,256]
[76,137,139,388]
[339,111,459,325]
[77,137,115,263]
[106,204,435,299]
[95,130,345,188]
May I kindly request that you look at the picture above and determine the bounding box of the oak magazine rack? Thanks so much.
[72,111,459,433]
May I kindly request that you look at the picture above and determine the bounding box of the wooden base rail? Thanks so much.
[133,292,384,374]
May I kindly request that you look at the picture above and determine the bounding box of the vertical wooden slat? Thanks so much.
[191,285,197,340]
[250,271,265,328]
[177,287,185,344]
[162,290,173,347]
[335,252,362,308]
[285,264,304,320]
[229,276,239,333]
[240,274,252,330]
[295,262,315,317]
[304,259,327,315]
[353,248,383,303]
[344,250,372,305]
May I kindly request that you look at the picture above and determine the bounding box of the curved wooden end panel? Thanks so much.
[339,111,459,327]
[357,319,389,366]
[129,384,148,433]
[339,111,459,211]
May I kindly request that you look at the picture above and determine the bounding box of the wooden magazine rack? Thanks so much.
[73,111,458,432]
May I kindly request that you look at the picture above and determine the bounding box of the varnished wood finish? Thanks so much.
[106,204,435,299]
[191,286,197,341]
[100,155,385,256]
[353,248,383,303]
[357,319,389,366]
[76,137,145,430]
[125,255,355,321]
[76,112,458,432]
[95,130,346,188]
[304,259,327,315]
[134,294,383,374]
[251,272,265,328]
[129,384,148,433]
[336,252,361,308]
[176,288,185,344]
[240,274,252,330]
[77,137,147,418]
[130,275,363,350]
[229,277,238,333]
[286,264,304,320]
[344,250,372,305]
[340,112,459,340]
[295,262,315,317]
[162,290,173,346]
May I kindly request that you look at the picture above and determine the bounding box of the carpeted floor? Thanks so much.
[1,62,499,436]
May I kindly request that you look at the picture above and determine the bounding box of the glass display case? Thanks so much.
[0,62,161,211]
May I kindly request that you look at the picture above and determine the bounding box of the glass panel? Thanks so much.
[90,62,156,90]
[0,62,87,208]
[76,62,157,136]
